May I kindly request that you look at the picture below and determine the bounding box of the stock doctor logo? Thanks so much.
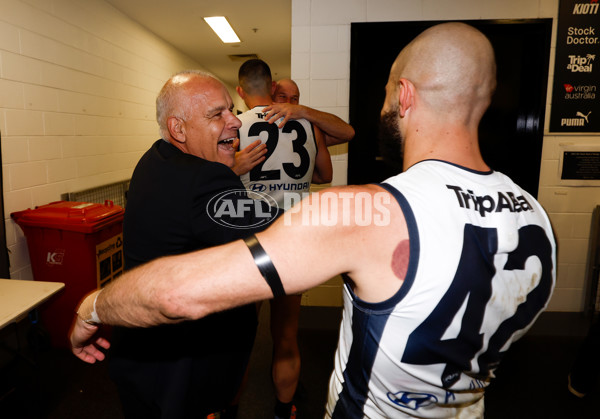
[572,0,599,15]
[567,26,598,45]
[207,189,278,229]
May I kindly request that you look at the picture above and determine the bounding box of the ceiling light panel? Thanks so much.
[204,16,241,43]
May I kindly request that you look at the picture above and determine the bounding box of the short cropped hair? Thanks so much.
[238,59,272,96]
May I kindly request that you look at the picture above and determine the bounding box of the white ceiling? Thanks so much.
[105,0,291,88]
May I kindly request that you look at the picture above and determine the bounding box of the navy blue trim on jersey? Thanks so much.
[331,303,390,418]
[407,159,494,175]
[342,182,420,311]
[331,182,420,418]
[373,182,419,306]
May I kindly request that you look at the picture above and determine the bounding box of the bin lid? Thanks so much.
[11,200,124,233]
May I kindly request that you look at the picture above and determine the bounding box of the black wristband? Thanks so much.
[243,235,285,298]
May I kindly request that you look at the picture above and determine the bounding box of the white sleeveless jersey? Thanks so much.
[326,160,556,419]
[238,106,317,207]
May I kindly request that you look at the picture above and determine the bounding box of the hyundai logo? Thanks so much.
[250,183,267,192]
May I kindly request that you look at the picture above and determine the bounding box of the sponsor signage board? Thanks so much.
[550,0,599,132]
[561,151,600,179]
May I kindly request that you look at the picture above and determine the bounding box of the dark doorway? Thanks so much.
[348,19,552,197]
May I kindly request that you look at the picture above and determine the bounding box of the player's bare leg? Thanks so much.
[270,294,302,418]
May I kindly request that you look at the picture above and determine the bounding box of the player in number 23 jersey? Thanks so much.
[238,106,324,207]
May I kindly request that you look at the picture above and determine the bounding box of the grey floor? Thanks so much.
[237,304,340,419]
[0,304,340,419]
[1,307,599,418]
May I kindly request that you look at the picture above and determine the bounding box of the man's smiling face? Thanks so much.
[174,76,242,167]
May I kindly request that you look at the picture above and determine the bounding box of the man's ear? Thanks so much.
[167,116,185,143]
[236,86,245,100]
[270,81,277,96]
[397,78,414,118]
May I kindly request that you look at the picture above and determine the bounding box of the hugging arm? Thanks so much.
[263,103,355,146]
[70,186,404,363]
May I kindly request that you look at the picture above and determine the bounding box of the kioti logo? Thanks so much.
[573,1,599,14]
[206,189,278,229]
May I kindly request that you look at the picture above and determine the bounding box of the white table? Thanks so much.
[0,279,65,405]
[0,279,65,330]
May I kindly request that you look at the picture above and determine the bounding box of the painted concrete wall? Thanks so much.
[0,0,220,280]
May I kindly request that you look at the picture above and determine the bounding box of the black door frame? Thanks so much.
[348,19,553,198]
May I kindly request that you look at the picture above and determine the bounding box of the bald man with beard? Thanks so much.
[71,23,556,418]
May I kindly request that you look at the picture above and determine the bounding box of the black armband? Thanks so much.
[243,235,286,298]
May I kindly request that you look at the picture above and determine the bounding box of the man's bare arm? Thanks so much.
[70,185,406,361]
[312,126,333,184]
[88,185,404,323]
[263,103,355,146]
[70,240,278,363]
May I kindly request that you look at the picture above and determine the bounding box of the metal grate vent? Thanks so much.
[228,53,259,61]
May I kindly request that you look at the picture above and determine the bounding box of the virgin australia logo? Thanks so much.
[207,188,279,229]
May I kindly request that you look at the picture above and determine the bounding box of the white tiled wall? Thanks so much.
[293,0,600,311]
[0,0,232,280]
